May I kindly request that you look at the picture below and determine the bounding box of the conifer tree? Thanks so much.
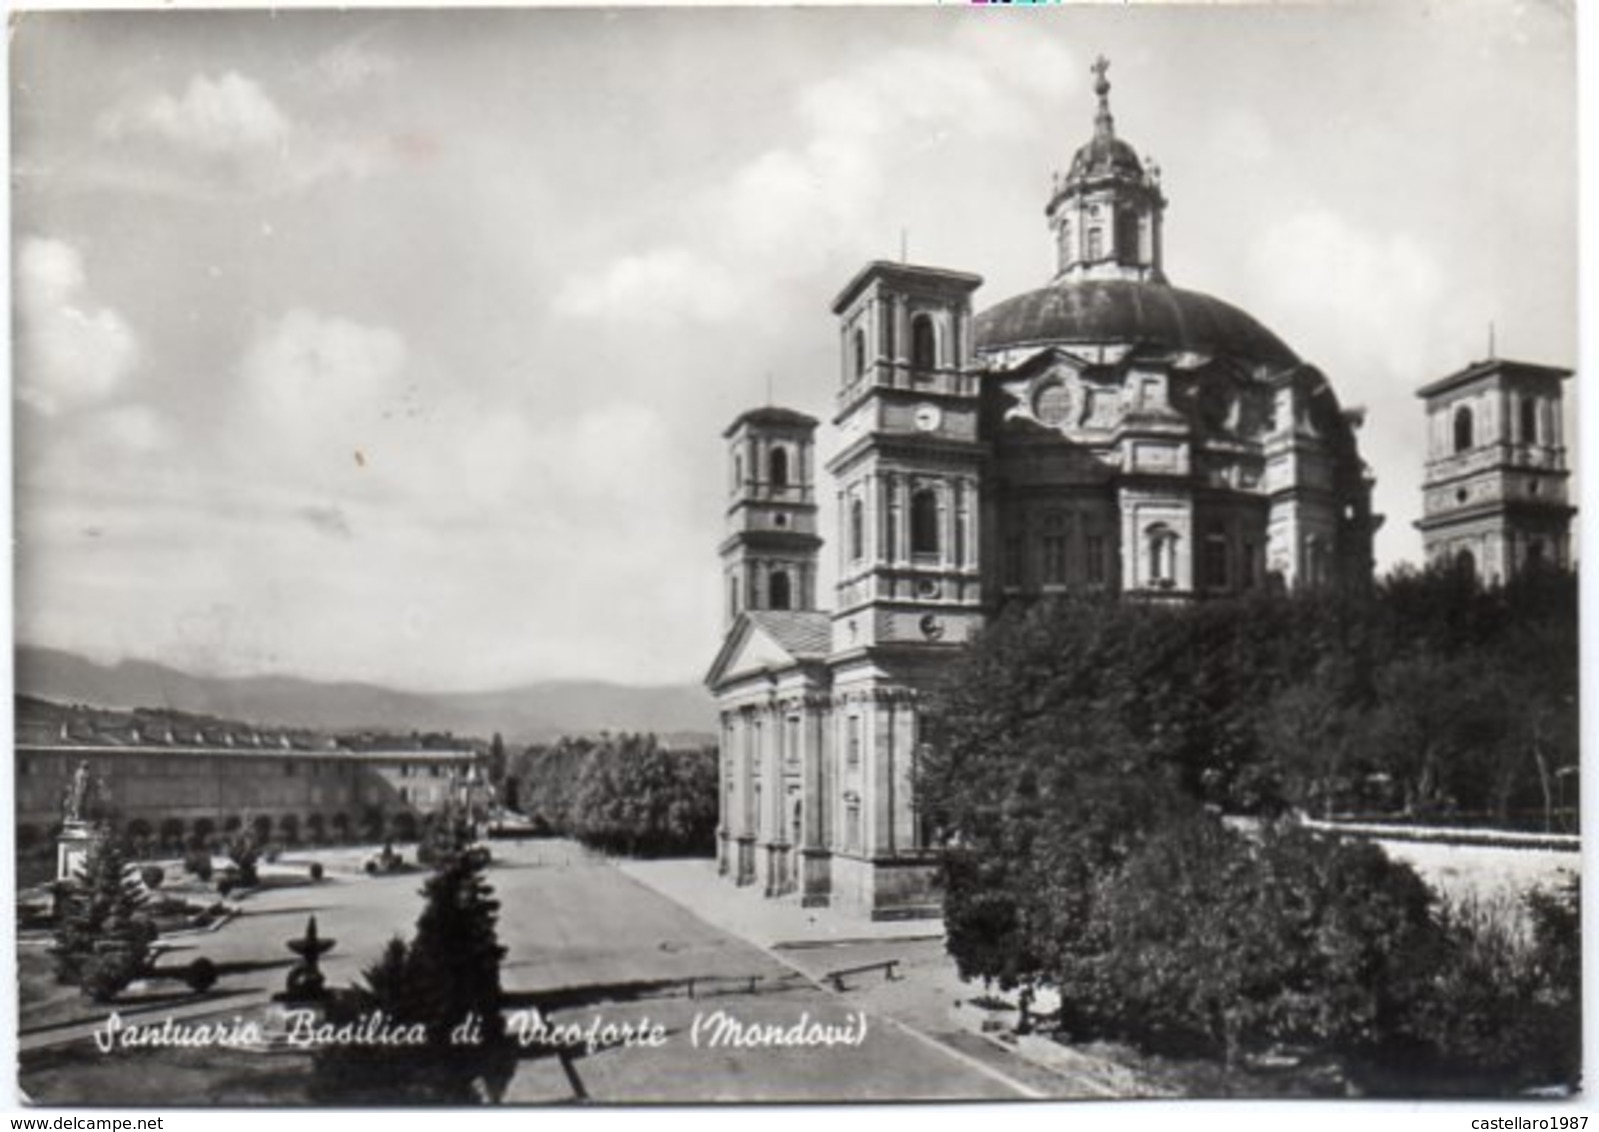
[314,821,513,1103]
[52,832,155,999]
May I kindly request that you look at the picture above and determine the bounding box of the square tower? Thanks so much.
[1415,358,1574,582]
[721,408,822,625]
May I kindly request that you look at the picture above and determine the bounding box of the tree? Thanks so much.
[918,568,1581,1090]
[313,832,514,1103]
[52,832,157,1000]
[567,735,718,857]
[487,732,508,791]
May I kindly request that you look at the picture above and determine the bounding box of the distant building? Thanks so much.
[1416,357,1575,582]
[706,59,1381,918]
[14,711,480,850]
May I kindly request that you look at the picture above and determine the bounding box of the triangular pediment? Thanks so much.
[705,612,829,690]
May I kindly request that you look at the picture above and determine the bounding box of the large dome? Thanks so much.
[974,279,1300,370]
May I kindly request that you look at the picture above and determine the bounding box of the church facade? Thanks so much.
[705,61,1381,918]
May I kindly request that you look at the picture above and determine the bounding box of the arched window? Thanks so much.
[769,570,792,611]
[1041,512,1067,585]
[1453,405,1474,453]
[1305,536,1329,587]
[733,453,743,492]
[1520,396,1539,445]
[769,446,789,488]
[910,488,939,556]
[1116,210,1140,263]
[1086,227,1104,261]
[1202,526,1229,589]
[849,498,865,561]
[1455,547,1478,579]
[729,577,740,620]
[1146,523,1177,587]
[911,314,937,372]
[852,328,867,381]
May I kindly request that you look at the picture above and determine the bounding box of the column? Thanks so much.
[762,700,784,896]
[801,697,832,906]
[878,472,892,565]
[893,701,919,851]
[734,711,755,885]
[895,476,911,567]
[717,714,732,876]
[872,695,895,858]
[933,476,946,569]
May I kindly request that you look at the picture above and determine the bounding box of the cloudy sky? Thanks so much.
[11,1,1579,692]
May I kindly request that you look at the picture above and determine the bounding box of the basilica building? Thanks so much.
[705,60,1381,919]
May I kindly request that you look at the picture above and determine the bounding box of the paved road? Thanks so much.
[21,840,1029,1103]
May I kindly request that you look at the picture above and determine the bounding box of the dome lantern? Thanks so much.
[1047,55,1167,286]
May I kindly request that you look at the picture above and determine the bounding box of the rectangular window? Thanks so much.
[1086,534,1106,585]
[785,717,801,766]
[1203,536,1230,589]
[1042,535,1068,585]
[1004,535,1024,588]
[1242,541,1257,588]
[847,716,862,768]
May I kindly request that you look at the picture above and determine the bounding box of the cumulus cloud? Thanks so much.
[300,503,354,539]
[1247,207,1447,385]
[100,72,288,157]
[88,70,390,199]
[241,309,409,422]
[15,237,140,416]
[552,25,1077,327]
[551,248,743,325]
[314,37,400,93]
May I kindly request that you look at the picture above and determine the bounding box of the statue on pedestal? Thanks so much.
[63,760,97,824]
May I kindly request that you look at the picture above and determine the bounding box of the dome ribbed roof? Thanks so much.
[974,279,1300,369]
[1068,134,1145,182]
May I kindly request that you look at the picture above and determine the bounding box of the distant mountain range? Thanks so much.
[12,646,716,747]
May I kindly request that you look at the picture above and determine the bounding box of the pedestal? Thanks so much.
[735,835,756,886]
[57,821,95,882]
[800,847,833,908]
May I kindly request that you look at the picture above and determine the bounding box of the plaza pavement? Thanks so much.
[618,856,1157,1099]
[19,839,1044,1102]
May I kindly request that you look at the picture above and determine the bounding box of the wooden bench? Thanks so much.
[824,959,899,991]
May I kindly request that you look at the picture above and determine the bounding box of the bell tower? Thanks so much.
[1047,56,1166,285]
[1415,357,1574,583]
[827,261,986,654]
[721,408,821,627]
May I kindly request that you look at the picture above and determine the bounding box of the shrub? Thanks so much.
[185,957,218,993]
[81,947,148,1003]
[1386,877,1582,1094]
[182,848,213,880]
[226,833,260,887]
[1068,819,1443,1064]
[309,862,324,882]
[139,865,164,891]
[52,835,156,994]
[217,877,235,898]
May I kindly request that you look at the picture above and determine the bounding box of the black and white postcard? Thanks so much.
[8,0,1583,1109]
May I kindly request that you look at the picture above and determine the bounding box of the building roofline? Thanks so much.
[16,744,478,761]
[830,261,984,315]
[1417,358,1573,399]
[722,406,819,438]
